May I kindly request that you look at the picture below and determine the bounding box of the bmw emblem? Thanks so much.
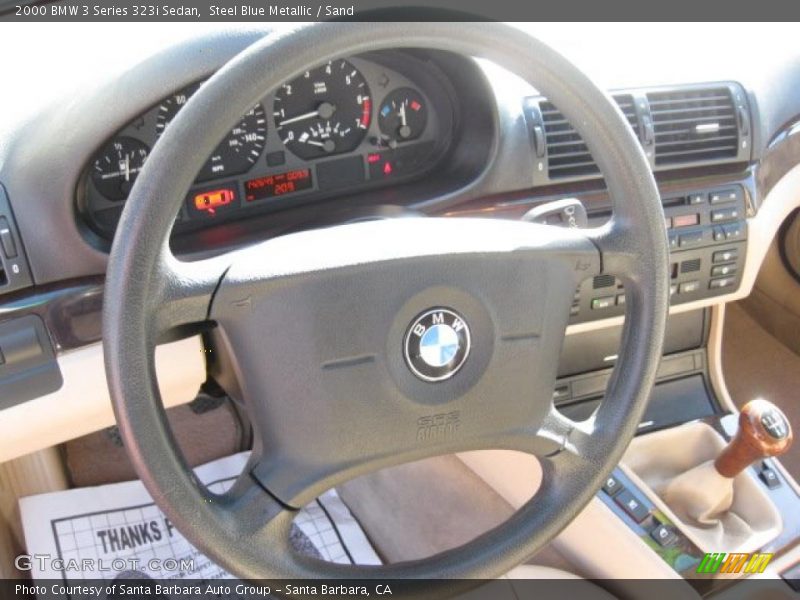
[404,308,471,382]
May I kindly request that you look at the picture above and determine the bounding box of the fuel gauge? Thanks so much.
[90,136,150,201]
[378,88,427,145]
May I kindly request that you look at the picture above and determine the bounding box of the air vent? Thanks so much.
[540,95,639,179]
[593,274,616,289]
[648,87,738,166]
[680,258,702,274]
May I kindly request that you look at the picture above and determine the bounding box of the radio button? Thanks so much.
[679,230,704,247]
[679,280,700,294]
[710,188,742,205]
[711,207,740,222]
[711,264,737,277]
[591,296,615,310]
[713,249,738,263]
[724,223,744,240]
[710,277,736,289]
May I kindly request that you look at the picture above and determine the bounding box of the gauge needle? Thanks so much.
[279,110,320,127]
[304,138,336,153]
[278,102,336,127]
[124,155,131,182]
[400,102,408,128]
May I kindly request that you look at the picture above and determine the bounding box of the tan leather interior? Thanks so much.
[661,461,735,526]
[0,448,68,578]
[740,239,800,356]
[782,211,800,285]
[500,565,618,599]
[455,450,689,587]
[0,336,205,463]
[337,454,575,573]
[623,422,782,554]
[452,566,618,600]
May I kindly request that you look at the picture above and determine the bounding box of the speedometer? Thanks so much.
[156,83,267,181]
[274,59,372,160]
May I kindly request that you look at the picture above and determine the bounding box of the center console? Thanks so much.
[556,309,715,433]
[570,183,749,324]
[600,416,800,594]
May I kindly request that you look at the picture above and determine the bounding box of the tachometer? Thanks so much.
[156,83,267,181]
[91,136,149,201]
[274,59,371,160]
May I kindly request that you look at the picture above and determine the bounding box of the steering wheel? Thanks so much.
[103,22,668,591]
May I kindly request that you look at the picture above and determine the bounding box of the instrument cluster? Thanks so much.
[80,53,453,240]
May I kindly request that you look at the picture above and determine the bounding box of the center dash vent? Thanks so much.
[540,94,639,179]
[647,87,738,166]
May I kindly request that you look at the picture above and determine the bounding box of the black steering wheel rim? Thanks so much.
[103,22,669,590]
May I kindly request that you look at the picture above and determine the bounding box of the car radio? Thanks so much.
[569,183,748,324]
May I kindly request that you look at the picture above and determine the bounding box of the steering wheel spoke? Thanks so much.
[214,459,293,543]
[538,405,597,460]
[150,251,230,334]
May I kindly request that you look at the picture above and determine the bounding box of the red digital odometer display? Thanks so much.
[244,169,313,202]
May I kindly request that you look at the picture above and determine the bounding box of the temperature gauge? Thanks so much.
[378,88,427,145]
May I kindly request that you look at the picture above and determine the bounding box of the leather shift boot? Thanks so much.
[662,460,734,526]
[623,423,781,554]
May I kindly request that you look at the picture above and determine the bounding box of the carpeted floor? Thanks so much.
[63,398,245,487]
[721,302,800,481]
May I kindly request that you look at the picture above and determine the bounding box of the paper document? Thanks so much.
[20,452,380,583]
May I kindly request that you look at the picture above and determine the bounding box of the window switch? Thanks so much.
[759,464,781,490]
[650,524,678,547]
[602,474,623,497]
[615,489,650,523]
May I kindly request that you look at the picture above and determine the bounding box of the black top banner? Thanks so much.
[2,0,800,21]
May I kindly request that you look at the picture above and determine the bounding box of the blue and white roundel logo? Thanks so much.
[404,308,471,382]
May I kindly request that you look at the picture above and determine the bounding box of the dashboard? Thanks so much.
[0,24,799,338]
[79,52,457,241]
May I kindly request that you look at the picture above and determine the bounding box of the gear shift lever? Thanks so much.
[715,399,793,477]
[662,399,792,527]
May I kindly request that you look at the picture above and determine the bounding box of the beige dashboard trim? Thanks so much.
[566,163,800,336]
[0,336,205,463]
[707,303,736,413]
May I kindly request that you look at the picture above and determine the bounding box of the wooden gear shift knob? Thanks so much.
[715,399,793,478]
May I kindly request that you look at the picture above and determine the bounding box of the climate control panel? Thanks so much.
[569,183,748,324]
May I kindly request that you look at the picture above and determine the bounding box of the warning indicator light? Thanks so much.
[193,188,236,214]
